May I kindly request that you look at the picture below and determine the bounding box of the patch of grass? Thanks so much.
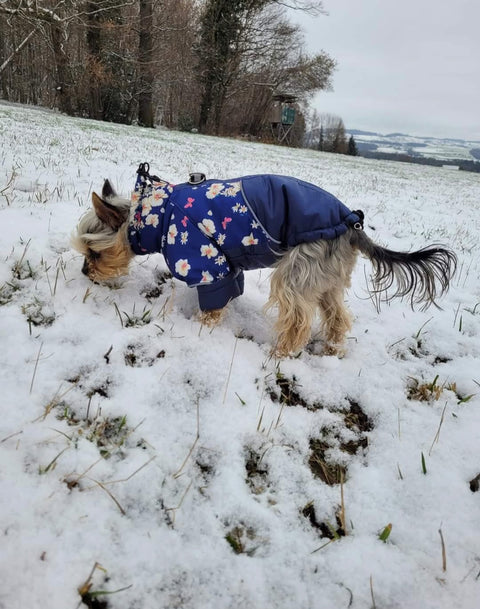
[86,380,112,399]
[265,368,323,411]
[54,381,133,458]
[22,298,55,329]
[225,525,259,556]
[0,281,21,305]
[309,401,371,485]
[86,415,130,457]
[407,375,443,402]
[343,399,373,433]
[13,259,37,280]
[123,306,152,328]
[124,344,165,367]
[274,372,308,407]
[407,376,475,404]
[11,239,36,280]
[195,447,218,486]
[302,501,345,540]
[245,447,269,494]
[140,270,173,300]
[78,562,132,609]
[308,439,347,485]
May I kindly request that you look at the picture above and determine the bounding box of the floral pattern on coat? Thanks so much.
[128,174,270,291]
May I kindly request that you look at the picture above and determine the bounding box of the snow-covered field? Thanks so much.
[1,101,479,609]
[349,130,480,163]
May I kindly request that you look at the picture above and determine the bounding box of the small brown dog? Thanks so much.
[72,166,456,357]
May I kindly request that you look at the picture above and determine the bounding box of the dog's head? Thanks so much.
[72,180,134,281]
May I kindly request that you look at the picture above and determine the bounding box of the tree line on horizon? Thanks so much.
[0,0,361,152]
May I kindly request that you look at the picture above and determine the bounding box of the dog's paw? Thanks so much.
[198,308,225,328]
[323,343,346,358]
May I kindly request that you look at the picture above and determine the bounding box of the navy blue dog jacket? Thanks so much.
[127,169,362,311]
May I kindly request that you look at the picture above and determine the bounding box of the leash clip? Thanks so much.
[188,172,206,185]
[353,209,364,230]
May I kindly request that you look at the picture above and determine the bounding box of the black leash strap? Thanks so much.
[137,162,207,186]
[137,162,162,183]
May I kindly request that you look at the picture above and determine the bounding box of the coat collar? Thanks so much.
[127,174,174,255]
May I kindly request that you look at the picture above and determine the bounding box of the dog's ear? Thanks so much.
[102,179,116,200]
[92,192,127,230]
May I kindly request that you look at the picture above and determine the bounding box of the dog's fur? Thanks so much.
[72,180,457,357]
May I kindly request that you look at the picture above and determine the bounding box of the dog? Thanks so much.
[72,163,457,357]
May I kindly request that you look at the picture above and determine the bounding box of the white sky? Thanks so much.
[289,0,480,140]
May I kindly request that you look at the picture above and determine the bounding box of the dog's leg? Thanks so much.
[318,289,352,356]
[266,236,357,357]
[272,288,317,357]
[266,246,319,357]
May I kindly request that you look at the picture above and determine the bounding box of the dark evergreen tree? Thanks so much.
[197,0,267,134]
[348,135,358,156]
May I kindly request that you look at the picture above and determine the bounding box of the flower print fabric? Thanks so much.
[128,172,273,309]
[161,178,273,305]
[128,170,363,311]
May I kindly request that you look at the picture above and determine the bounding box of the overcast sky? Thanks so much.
[289,0,480,140]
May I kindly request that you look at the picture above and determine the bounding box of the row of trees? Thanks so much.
[1,0,340,145]
[305,111,358,155]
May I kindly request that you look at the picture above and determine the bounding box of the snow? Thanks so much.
[348,130,480,162]
[1,101,480,609]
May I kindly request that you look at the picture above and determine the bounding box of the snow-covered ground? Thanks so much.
[1,101,479,609]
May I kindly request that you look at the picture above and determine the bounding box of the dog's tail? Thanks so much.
[349,229,457,308]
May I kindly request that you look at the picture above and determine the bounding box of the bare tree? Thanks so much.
[307,112,348,153]
[196,0,333,136]
[137,0,154,126]
[0,0,333,142]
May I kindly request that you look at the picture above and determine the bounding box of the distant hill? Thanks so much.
[303,126,480,172]
[347,130,480,167]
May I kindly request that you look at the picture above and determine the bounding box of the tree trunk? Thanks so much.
[50,22,73,114]
[137,0,155,127]
[86,2,104,119]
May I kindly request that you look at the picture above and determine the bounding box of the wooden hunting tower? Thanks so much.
[270,93,298,145]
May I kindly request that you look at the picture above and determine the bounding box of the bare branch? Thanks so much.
[0,27,38,73]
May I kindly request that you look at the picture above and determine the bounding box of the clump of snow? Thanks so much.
[1,101,479,609]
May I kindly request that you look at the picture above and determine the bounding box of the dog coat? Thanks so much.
[127,171,362,310]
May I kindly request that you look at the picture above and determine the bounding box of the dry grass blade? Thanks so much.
[65,458,103,489]
[82,287,92,303]
[166,479,193,527]
[13,239,31,277]
[223,336,238,404]
[311,539,334,553]
[439,527,447,572]
[40,446,70,474]
[173,401,200,479]
[429,403,447,455]
[35,381,78,422]
[88,478,126,515]
[370,575,376,609]
[77,562,108,609]
[103,456,157,486]
[30,341,44,394]
[339,470,346,534]
[0,430,23,444]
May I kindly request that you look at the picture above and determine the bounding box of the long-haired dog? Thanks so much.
[72,164,456,357]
